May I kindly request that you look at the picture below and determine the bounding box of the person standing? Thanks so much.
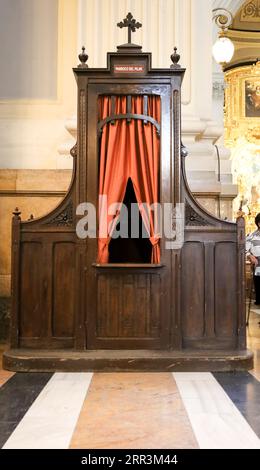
[246,213,260,305]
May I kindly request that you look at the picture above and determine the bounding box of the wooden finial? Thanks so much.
[78,46,89,68]
[237,198,245,220]
[13,207,21,218]
[170,47,181,68]
[117,12,142,44]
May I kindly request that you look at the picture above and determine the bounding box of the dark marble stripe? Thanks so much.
[0,372,52,448]
[214,372,260,438]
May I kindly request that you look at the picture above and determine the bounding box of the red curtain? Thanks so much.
[98,95,160,263]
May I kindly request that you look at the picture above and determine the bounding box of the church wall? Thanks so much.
[0,0,77,299]
[0,0,77,170]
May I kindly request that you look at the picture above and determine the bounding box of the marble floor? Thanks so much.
[0,311,260,449]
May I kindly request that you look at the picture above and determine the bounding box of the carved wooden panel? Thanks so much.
[53,242,76,337]
[215,242,237,338]
[45,201,73,227]
[97,273,161,339]
[181,242,205,339]
[20,242,43,337]
[185,201,214,227]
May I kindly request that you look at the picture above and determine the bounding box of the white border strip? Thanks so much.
[173,372,260,449]
[3,372,93,449]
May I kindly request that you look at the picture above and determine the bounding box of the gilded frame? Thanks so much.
[244,79,260,118]
[225,61,260,145]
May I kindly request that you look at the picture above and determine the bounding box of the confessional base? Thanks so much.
[3,348,253,372]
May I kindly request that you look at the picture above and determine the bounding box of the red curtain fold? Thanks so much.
[98,95,160,263]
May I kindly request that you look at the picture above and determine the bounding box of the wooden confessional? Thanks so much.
[4,16,253,371]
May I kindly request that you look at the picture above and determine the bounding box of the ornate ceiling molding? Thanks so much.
[240,0,260,22]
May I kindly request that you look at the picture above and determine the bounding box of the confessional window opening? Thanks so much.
[97,94,161,265]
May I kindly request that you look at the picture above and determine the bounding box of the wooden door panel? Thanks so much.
[53,242,76,337]
[86,83,172,350]
[181,242,205,339]
[20,242,43,337]
[215,242,237,337]
[181,239,238,349]
[96,273,161,340]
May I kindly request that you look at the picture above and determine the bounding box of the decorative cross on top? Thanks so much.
[117,12,142,44]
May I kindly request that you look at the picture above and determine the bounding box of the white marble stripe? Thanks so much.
[3,372,93,449]
[250,370,260,382]
[173,372,260,449]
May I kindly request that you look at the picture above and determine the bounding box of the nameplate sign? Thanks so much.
[114,65,145,73]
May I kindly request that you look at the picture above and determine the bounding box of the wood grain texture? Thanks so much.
[53,242,76,337]
[96,273,160,339]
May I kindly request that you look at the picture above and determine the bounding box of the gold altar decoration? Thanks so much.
[225,61,260,234]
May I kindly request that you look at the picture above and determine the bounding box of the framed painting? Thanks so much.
[225,61,260,145]
[245,79,260,118]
